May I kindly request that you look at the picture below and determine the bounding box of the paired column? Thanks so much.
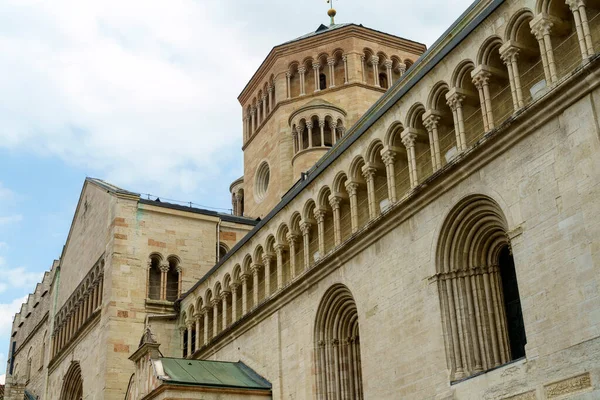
[262,94,268,121]
[251,107,257,134]
[471,67,494,131]
[370,56,380,87]
[327,57,336,87]
[268,84,274,112]
[286,71,292,99]
[360,55,367,83]
[381,148,397,202]
[530,15,558,85]
[402,131,419,189]
[296,124,305,151]
[361,165,378,220]
[287,233,299,279]
[194,313,201,350]
[203,308,210,344]
[319,120,326,147]
[252,263,262,307]
[313,209,327,255]
[186,322,193,357]
[499,44,525,110]
[329,196,342,246]
[241,274,249,315]
[212,299,220,337]
[423,111,443,171]
[231,283,239,323]
[384,60,393,86]
[313,62,321,92]
[342,55,349,84]
[397,62,407,77]
[345,182,360,233]
[159,264,169,301]
[446,89,468,152]
[275,244,285,290]
[567,0,594,58]
[262,254,273,296]
[221,291,230,331]
[299,66,307,96]
[300,222,312,269]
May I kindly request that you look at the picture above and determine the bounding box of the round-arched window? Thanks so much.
[255,162,270,201]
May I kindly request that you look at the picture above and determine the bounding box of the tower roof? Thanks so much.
[282,23,352,45]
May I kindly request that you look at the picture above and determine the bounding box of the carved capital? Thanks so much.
[370,55,379,66]
[313,208,326,224]
[286,232,300,246]
[220,290,231,301]
[328,195,342,211]
[211,298,220,308]
[230,282,240,292]
[471,70,491,89]
[267,84,274,93]
[446,92,465,111]
[296,124,304,135]
[342,54,347,62]
[286,71,292,78]
[345,181,359,196]
[381,150,396,166]
[251,263,263,275]
[240,274,250,283]
[298,66,307,74]
[401,132,418,149]
[274,243,286,254]
[566,0,585,10]
[383,59,393,69]
[423,113,441,132]
[319,119,326,128]
[313,62,320,71]
[397,63,407,74]
[262,253,274,265]
[530,15,555,39]
[327,57,336,66]
[499,44,520,64]
[361,165,377,181]
[159,264,170,273]
[300,222,312,236]
[305,121,313,130]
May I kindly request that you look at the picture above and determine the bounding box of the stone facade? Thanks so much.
[6,0,600,399]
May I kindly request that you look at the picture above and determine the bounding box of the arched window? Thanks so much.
[148,256,162,300]
[319,73,327,90]
[314,284,363,399]
[379,72,389,89]
[60,361,83,400]
[219,243,229,261]
[166,258,180,302]
[435,195,526,381]
[255,162,270,201]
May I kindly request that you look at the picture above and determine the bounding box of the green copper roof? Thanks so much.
[157,358,271,390]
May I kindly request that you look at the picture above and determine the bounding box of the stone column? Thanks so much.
[384,59,393,86]
[313,209,326,255]
[194,313,201,349]
[268,84,274,112]
[361,165,378,219]
[299,66,306,96]
[251,106,257,134]
[146,260,151,299]
[500,44,525,110]
[235,192,243,217]
[262,254,273,296]
[345,182,359,233]
[231,283,239,322]
[292,130,299,153]
[212,299,219,337]
[160,264,169,301]
[313,62,321,92]
[320,120,326,147]
[221,292,230,330]
[446,90,468,152]
[361,55,366,83]
[381,149,397,202]
[186,322,193,356]
[569,0,594,57]
[256,99,262,126]
[275,244,285,290]
[370,55,380,87]
[203,308,209,344]
[176,266,182,299]
[423,111,443,171]
[300,222,312,269]
[296,124,305,151]
[286,71,292,99]
[342,55,349,84]
[287,233,299,279]
[472,68,494,131]
[251,264,261,307]
[329,196,342,246]
[531,16,558,84]
[402,131,419,188]
[398,62,407,77]
[306,121,314,148]
[328,57,336,87]
[241,274,249,315]
[262,94,268,120]
[327,120,337,145]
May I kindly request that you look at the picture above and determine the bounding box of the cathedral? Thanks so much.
[5,0,600,398]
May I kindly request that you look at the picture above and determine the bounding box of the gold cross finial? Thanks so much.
[326,0,337,25]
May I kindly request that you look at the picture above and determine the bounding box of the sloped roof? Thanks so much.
[282,23,352,45]
[156,358,271,390]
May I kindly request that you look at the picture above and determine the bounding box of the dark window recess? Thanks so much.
[319,73,327,90]
[183,329,188,358]
[379,73,389,89]
[499,245,527,360]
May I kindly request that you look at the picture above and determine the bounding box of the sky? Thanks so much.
[0,0,476,384]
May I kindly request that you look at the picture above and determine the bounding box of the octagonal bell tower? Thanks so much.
[231,12,426,219]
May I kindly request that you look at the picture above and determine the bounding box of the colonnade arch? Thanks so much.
[60,362,83,400]
[182,1,598,362]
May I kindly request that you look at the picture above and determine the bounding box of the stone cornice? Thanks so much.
[188,55,600,358]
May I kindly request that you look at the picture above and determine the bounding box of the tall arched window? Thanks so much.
[314,284,363,399]
[435,195,526,381]
[319,73,327,90]
[148,256,162,300]
[379,72,389,89]
[60,361,83,400]
[166,258,180,302]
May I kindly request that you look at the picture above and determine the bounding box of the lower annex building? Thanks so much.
[5,0,600,398]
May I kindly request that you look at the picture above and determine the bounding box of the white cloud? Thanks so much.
[0,373,4,385]
[0,296,28,337]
